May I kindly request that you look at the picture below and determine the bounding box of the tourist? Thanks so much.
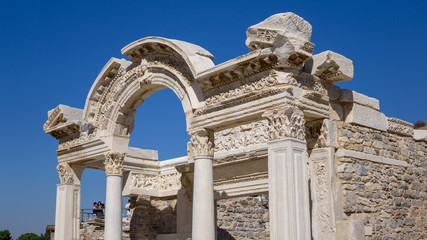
[125,199,131,217]
[92,202,98,218]
[97,201,104,214]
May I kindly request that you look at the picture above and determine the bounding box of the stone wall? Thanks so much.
[337,122,427,239]
[129,195,177,240]
[216,195,270,240]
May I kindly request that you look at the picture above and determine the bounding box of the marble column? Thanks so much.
[104,152,125,240]
[263,107,311,240]
[190,130,215,240]
[55,162,81,240]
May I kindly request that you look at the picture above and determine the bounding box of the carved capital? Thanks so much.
[57,162,74,184]
[104,152,125,176]
[190,130,214,158]
[262,106,306,141]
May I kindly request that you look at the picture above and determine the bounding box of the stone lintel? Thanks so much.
[335,149,408,167]
[344,103,387,131]
[340,89,380,110]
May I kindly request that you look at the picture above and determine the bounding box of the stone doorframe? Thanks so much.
[44,12,356,240]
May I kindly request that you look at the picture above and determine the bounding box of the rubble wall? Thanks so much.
[337,122,427,240]
[216,195,270,240]
[129,196,177,240]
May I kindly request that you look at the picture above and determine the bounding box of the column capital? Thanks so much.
[262,106,306,141]
[190,129,214,159]
[57,162,74,184]
[104,152,125,176]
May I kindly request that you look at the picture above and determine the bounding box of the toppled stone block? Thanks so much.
[340,89,380,110]
[246,12,314,69]
[344,103,388,131]
[306,50,354,82]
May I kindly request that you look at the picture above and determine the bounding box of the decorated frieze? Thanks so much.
[262,106,306,141]
[214,120,269,152]
[104,152,125,176]
[130,172,182,192]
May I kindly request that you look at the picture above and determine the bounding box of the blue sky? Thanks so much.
[0,0,426,238]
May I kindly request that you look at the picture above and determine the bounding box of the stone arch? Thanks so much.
[82,37,215,143]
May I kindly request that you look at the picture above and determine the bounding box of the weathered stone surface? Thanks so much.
[43,12,427,240]
[344,103,388,131]
[306,51,354,82]
[246,12,314,68]
[340,89,380,110]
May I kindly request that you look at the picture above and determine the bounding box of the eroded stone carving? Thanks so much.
[306,51,354,83]
[262,106,306,141]
[246,12,314,68]
[190,130,214,158]
[104,152,125,176]
[205,71,278,105]
[387,118,414,137]
[130,172,182,191]
[311,157,335,240]
[57,162,74,184]
[214,120,269,152]
[317,119,338,148]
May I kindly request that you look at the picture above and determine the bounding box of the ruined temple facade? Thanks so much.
[44,13,427,240]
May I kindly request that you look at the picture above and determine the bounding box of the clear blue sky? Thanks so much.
[0,0,426,238]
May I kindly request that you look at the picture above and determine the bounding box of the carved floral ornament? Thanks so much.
[190,130,214,158]
[56,162,74,184]
[262,106,306,141]
[104,152,125,176]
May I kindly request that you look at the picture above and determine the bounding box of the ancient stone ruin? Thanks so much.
[44,12,427,240]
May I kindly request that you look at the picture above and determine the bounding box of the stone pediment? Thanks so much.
[43,104,86,139]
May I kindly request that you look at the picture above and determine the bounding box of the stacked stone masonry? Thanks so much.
[337,123,427,240]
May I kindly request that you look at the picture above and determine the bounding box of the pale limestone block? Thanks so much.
[306,51,354,83]
[335,220,365,240]
[344,103,387,131]
[335,149,408,167]
[246,13,314,68]
[414,130,427,141]
[340,89,380,110]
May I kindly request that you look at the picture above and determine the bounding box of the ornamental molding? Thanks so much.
[213,173,268,187]
[104,152,125,176]
[57,162,74,184]
[262,106,306,141]
[130,172,182,192]
[214,120,269,152]
[205,70,279,106]
[88,55,192,135]
[58,129,97,150]
[387,118,414,137]
[190,130,214,158]
[310,149,336,240]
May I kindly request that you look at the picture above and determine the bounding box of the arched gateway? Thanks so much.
[44,12,427,240]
